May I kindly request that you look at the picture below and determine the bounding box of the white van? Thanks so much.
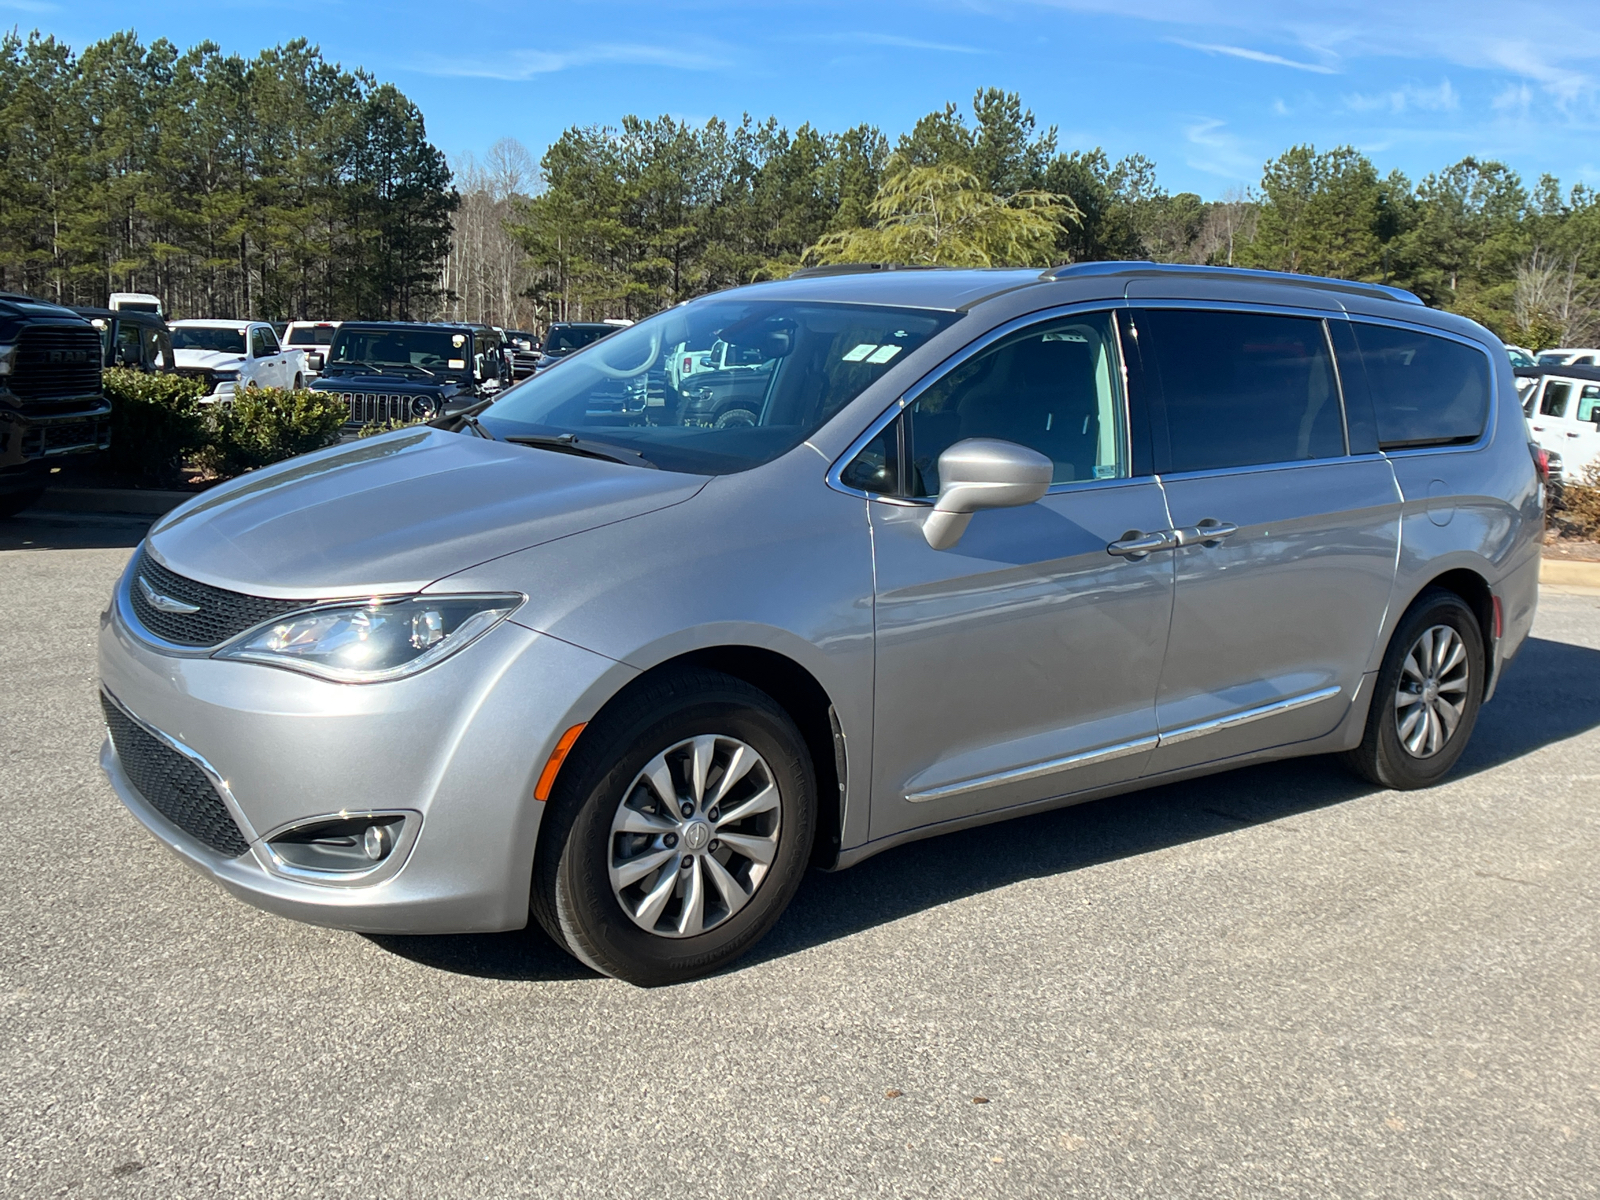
[108,292,163,318]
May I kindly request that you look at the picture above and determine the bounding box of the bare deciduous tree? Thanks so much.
[440,138,542,330]
[1514,246,1598,349]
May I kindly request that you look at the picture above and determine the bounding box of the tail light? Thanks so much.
[1530,442,1549,483]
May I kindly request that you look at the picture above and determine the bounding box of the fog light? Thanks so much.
[363,822,393,861]
[268,814,408,876]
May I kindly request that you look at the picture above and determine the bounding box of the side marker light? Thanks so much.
[534,723,588,801]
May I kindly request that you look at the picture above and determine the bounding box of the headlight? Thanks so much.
[214,594,523,682]
[213,369,240,381]
[0,343,16,376]
[411,395,439,417]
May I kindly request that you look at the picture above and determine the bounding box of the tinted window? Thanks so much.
[288,325,338,346]
[330,327,468,370]
[114,321,142,365]
[250,328,270,358]
[1540,381,1572,418]
[481,299,955,475]
[1132,308,1343,472]
[172,326,246,354]
[903,311,1128,496]
[545,326,611,354]
[1579,385,1600,424]
[1348,322,1491,448]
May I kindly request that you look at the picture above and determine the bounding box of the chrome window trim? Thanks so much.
[1154,452,1397,486]
[825,299,1137,500]
[100,685,260,845]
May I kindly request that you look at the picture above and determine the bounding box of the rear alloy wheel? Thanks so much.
[531,669,815,986]
[1345,587,1485,789]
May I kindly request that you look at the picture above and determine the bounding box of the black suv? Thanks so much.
[533,322,620,373]
[311,322,510,427]
[72,306,175,373]
[0,293,109,516]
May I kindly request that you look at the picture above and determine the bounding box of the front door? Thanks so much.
[1124,305,1401,775]
[861,309,1175,842]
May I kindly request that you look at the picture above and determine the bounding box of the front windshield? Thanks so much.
[329,327,468,370]
[480,299,958,475]
[172,327,246,354]
[545,326,611,354]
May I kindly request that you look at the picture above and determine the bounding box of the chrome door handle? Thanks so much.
[1173,520,1238,547]
[1107,530,1177,558]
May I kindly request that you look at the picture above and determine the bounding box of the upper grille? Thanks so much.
[330,392,427,425]
[102,694,250,857]
[128,548,307,648]
[11,325,102,403]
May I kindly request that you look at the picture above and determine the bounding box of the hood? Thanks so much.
[173,348,245,371]
[145,428,709,597]
[314,370,459,393]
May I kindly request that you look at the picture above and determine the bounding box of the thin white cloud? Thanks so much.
[1183,116,1260,180]
[1173,40,1336,74]
[816,32,990,55]
[0,0,60,11]
[1343,79,1460,114]
[416,43,731,81]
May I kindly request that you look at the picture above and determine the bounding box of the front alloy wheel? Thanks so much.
[608,735,780,938]
[531,668,816,986]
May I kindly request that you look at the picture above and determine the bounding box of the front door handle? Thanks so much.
[1173,519,1239,547]
[1107,530,1177,558]
[1567,431,1582,438]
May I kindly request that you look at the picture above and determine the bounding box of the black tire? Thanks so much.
[531,668,816,986]
[0,487,45,519]
[1344,587,1485,789]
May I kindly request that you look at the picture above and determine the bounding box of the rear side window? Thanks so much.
[1347,322,1490,449]
[1130,308,1344,473]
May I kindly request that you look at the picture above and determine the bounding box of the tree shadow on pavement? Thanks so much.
[0,513,152,551]
[368,635,1600,983]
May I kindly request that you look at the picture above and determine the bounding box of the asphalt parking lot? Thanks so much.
[3,513,1597,1199]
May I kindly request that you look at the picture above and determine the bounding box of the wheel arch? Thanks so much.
[563,644,847,869]
[1400,566,1497,687]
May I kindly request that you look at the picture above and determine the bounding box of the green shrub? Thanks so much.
[196,387,348,478]
[357,416,425,439]
[1550,460,1600,540]
[103,368,207,484]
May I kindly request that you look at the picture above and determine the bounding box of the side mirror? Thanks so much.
[922,438,1053,550]
[307,352,324,371]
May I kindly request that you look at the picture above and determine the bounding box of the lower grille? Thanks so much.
[19,416,111,457]
[128,547,308,648]
[102,694,250,857]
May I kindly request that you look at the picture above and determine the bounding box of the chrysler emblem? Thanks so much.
[137,575,200,614]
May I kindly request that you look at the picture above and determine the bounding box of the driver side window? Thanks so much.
[904,311,1130,497]
[250,327,269,358]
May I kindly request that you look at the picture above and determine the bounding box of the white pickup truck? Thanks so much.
[1524,367,1600,484]
[170,320,309,400]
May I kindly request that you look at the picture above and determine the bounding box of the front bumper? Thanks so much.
[97,568,629,934]
[0,399,112,472]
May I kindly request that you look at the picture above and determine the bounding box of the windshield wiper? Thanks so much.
[504,432,658,469]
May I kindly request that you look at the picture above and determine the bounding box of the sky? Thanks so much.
[13,0,1600,199]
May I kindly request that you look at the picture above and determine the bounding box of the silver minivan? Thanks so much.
[98,263,1543,985]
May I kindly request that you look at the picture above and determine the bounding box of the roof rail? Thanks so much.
[1038,260,1424,306]
[787,262,939,280]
